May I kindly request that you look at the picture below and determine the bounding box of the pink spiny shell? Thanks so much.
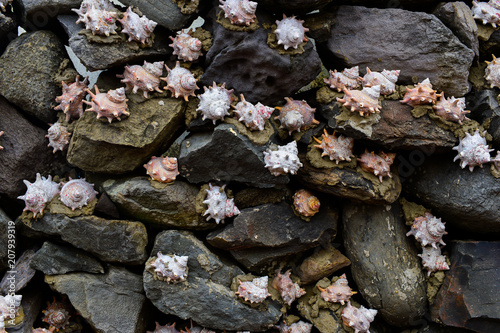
[60,178,98,211]
[271,269,306,306]
[0,0,13,12]
[180,322,216,333]
[144,156,179,183]
[433,94,471,124]
[17,173,60,217]
[233,94,274,131]
[452,129,493,171]
[197,82,234,124]
[472,1,500,27]
[117,61,164,98]
[202,183,240,224]
[75,3,118,36]
[219,0,257,26]
[42,299,71,330]
[337,85,381,117]
[362,68,400,95]
[235,276,271,303]
[275,98,318,135]
[0,131,4,150]
[162,62,198,102]
[278,321,313,333]
[170,29,203,62]
[317,274,356,305]
[401,78,439,107]
[274,14,309,50]
[54,76,89,122]
[292,189,320,217]
[358,150,396,182]
[313,128,354,164]
[324,66,361,92]
[485,54,500,89]
[418,246,450,276]
[84,85,129,123]
[72,0,115,18]
[342,301,377,333]
[406,212,447,249]
[147,322,180,333]
[118,6,157,44]
[46,123,71,153]
[150,252,189,283]
[264,141,303,176]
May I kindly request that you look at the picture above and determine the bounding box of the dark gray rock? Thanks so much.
[431,241,500,333]
[251,0,332,13]
[102,177,214,230]
[0,30,66,123]
[45,265,148,333]
[143,230,282,331]
[0,249,36,294]
[0,209,10,270]
[19,213,148,265]
[343,202,427,327]
[466,90,500,146]
[7,285,44,333]
[207,202,338,272]
[323,6,474,97]
[0,12,16,42]
[404,154,500,233]
[30,241,104,275]
[16,0,81,27]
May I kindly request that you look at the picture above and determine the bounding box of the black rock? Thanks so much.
[466,90,500,146]
[0,249,37,294]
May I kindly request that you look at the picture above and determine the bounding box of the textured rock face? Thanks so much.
[466,90,500,146]
[296,247,351,285]
[17,0,82,26]
[143,230,282,331]
[0,209,9,270]
[343,202,427,327]
[323,6,474,97]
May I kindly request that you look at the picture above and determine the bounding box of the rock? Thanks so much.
[0,209,10,270]
[0,30,66,123]
[295,246,351,285]
[255,0,332,12]
[322,6,474,97]
[206,202,338,272]
[30,241,104,275]
[234,187,286,209]
[102,177,214,230]
[45,265,148,333]
[201,8,322,105]
[143,230,282,331]
[67,97,185,174]
[0,12,16,42]
[0,249,36,294]
[178,123,289,187]
[343,202,427,327]
[466,90,500,146]
[7,285,44,333]
[404,154,500,233]
[19,213,148,265]
[431,241,500,333]
[16,0,81,27]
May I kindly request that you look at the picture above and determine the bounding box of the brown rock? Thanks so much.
[296,247,351,284]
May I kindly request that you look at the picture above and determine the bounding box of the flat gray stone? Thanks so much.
[0,209,10,270]
[17,0,81,27]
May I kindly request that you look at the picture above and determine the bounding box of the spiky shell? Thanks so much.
[233,94,274,131]
[147,322,180,333]
[46,123,71,153]
[485,54,500,89]
[400,78,439,107]
[264,141,303,176]
[406,212,447,249]
[54,76,89,122]
[60,178,98,211]
[144,156,179,183]
[358,150,395,182]
[342,301,377,333]
[0,0,13,12]
[452,130,493,171]
[118,6,157,44]
[170,29,203,62]
[279,321,313,333]
[75,3,118,36]
[202,183,240,224]
[362,68,399,95]
[197,82,234,124]
[72,0,115,18]
[162,62,198,102]
[313,129,354,164]
[317,274,357,305]
[117,61,164,98]
[219,0,257,26]
[235,276,271,303]
[275,98,318,135]
[324,66,361,92]
[292,189,320,218]
[418,246,450,276]
[0,295,22,318]
[271,270,306,306]
[274,14,309,50]
[42,299,71,330]
[472,0,500,27]
[84,86,129,123]
[150,252,189,283]
[337,85,381,117]
[433,94,471,124]
[17,173,60,217]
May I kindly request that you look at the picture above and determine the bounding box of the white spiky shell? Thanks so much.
[197,82,234,124]
[202,183,240,224]
[17,173,60,217]
[324,66,361,92]
[59,178,98,211]
[472,0,500,27]
[452,130,494,172]
[118,6,157,44]
[406,212,447,249]
[264,141,303,176]
[170,29,203,62]
[233,94,274,131]
[362,68,399,95]
[46,123,71,153]
[75,3,118,36]
[278,321,313,333]
[151,252,189,283]
[219,0,257,26]
[418,246,450,276]
[485,54,500,89]
[117,61,164,98]
[274,14,309,50]
[236,276,271,303]
[342,301,377,333]
[162,62,199,102]
[72,0,115,18]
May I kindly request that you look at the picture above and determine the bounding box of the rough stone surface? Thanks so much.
[0,12,16,42]
[323,6,474,97]
[67,97,185,174]
[30,241,104,275]
[296,246,351,285]
[404,154,500,233]
[143,230,282,331]
[0,30,66,123]
[0,209,10,270]
[19,213,148,265]
[102,177,214,230]
[45,265,148,333]
[343,201,427,327]
[466,89,500,146]
[431,241,500,333]
[207,202,338,272]
[17,0,82,26]
[0,249,36,294]
[256,0,332,12]
[7,285,44,333]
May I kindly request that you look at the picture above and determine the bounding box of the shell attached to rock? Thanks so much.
[275,98,318,135]
[317,274,357,305]
[59,178,98,211]
[162,62,198,101]
[235,276,271,303]
[42,299,71,331]
[84,86,129,123]
[472,0,500,27]
[406,212,447,249]
[264,141,303,176]
[117,61,164,98]
[170,29,203,62]
[54,75,89,122]
[46,122,71,154]
[233,94,274,131]
[337,85,381,117]
[219,0,257,26]
[75,3,118,36]
[150,252,189,283]
[324,66,361,92]
[118,6,157,44]
[271,269,306,306]
[485,54,500,89]
[202,183,240,224]
[72,0,115,17]
[433,94,470,124]
[400,78,439,107]
[341,301,377,333]
[197,82,234,124]
[313,129,354,164]
[147,322,180,333]
[292,189,320,218]
[278,320,313,333]
[452,129,493,172]
[274,14,309,50]
[144,156,179,183]
[362,68,399,95]
[418,246,450,276]
[17,173,60,217]
[358,150,396,182]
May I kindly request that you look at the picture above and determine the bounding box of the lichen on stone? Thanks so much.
[172,0,199,15]
[316,86,342,105]
[53,59,79,86]
[224,117,274,146]
[216,9,259,32]
[191,27,213,53]
[335,105,381,137]
[357,165,401,204]
[425,270,446,305]
[306,138,357,170]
